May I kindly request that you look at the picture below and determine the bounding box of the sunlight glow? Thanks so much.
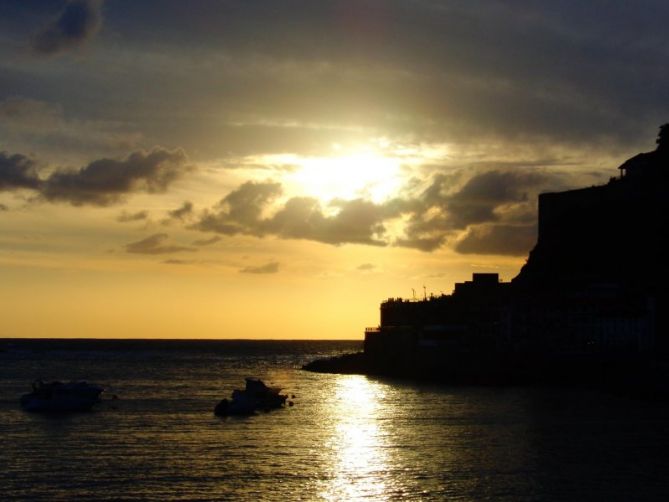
[288,147,403,203]
[241,140,451,208]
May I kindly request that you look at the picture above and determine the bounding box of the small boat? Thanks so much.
[214,378,288,416]
[20,380,104,413]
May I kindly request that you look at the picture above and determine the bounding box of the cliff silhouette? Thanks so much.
[512,124,669,357]
[305,124,669,389]
[516,123,669,292]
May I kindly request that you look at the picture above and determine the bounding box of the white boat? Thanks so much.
[20,380,104,412]
[214,378,288,416]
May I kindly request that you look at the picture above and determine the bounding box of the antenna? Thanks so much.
[423,285,427,301]
[411,288,416,300]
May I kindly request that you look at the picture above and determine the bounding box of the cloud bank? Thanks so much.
[0,148,192,206]
[192,167,571,255]
[1,146,581,257]
[195,181,390,247]
[42,148,191,206]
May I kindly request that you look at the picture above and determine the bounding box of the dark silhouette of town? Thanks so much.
[306,124,669,391]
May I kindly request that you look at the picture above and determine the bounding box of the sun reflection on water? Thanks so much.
[321,375,390,501]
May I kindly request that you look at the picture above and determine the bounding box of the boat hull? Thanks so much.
[20,381,104,413]
[20,395,99,413]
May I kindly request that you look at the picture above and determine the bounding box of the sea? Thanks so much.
[1,338,669,501]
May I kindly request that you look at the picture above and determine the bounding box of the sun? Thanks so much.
[287,147,403,203]
[247,140,448,206]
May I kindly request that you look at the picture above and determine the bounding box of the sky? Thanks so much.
[1,0,668,339]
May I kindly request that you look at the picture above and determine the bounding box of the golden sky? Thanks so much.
[0,1,667,339]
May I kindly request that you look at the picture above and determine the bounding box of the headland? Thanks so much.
[304,124,669,390]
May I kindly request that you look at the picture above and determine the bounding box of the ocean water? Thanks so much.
[1,339,669,501]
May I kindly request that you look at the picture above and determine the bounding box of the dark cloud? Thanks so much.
[42,148,191,206]
[239,261,279,274]
[447,171,550,228]
[455,224,538,256]
[195,182,390,246]
[192,236,221,246]
[0,152,41,190]
[268,197,389,246]
[163,258,195,265]
[196,181,282,236]
[167,201,193,220]
[1,147,191,205]
[116,210,148,223]
[125,233,195,254]
[394,234,446,253]
[391,174,455,251]
[31,0,103,56]
[394,170,555,251]
[264,197,326,239]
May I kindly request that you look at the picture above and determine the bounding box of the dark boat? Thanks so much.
[214,378,288,416]
[20,380,104,412]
